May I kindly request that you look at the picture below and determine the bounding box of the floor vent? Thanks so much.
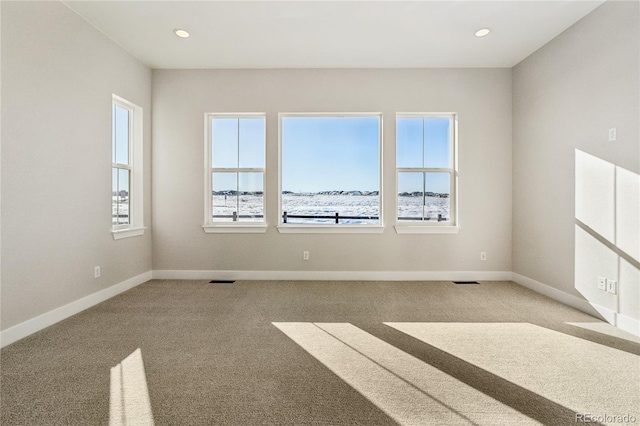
[453,281,479,285]
[209,280,235,284]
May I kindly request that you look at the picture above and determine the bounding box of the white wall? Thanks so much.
[513,1,639,328]
[1,1,153,331]
[152,68,512,274]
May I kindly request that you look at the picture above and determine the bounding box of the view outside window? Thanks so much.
[281,115,381,225]
[397,116,454,222]
[210,116,265,222]
[112,103,130,226]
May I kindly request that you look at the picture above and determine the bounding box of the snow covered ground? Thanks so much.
[211,194,449,224]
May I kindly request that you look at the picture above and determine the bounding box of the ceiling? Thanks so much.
[63,0,605,69]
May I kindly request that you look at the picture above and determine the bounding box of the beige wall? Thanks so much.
[1,1,153,330]
[152,68,513,273]
[513,1,639,320]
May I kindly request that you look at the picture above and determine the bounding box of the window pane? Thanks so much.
[117,168,130,225]
[238,172,264,222]
[212,118,239,168]
[212,172,237,222]
[239,118,265,168]
[112,168,118,225]
[396,117,423,168]
[425,172,450,221]
[281,116,380,225]
[114,105,130,165]
[424,117,451,168]
[398,172,424,221]
[112,104,116,164]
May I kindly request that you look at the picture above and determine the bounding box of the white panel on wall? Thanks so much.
[574,225,618,311]
[575,149,616,243]
[616,166,640,262]
[619,258,640,321]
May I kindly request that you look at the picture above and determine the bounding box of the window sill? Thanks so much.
[203,225,268,234]
[394,225,460,234]
[112,227,146,240]
[277,225,384,234]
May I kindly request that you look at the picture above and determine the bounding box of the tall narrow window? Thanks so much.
[112,95,144,239]
[279,114,382,231]
[204,114,266,232]
[396,114,457,230]
[112,103,131,226]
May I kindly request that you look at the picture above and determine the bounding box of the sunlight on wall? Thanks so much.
[617,166,640,262]
[575,150,616,243]
[575,149,640,333]
[575,225,618,313]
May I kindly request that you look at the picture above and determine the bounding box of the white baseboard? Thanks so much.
[0,271,152,348]
[617,314,640,337]
[586,303,618,326]
[152,269,513,282]
[511,272,610,320]
[511,272,623,327]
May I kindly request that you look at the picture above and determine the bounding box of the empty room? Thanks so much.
[1,0,639,425]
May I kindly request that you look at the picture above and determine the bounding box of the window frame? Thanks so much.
[394,113,459,234]
[111,95,145,240]
[203,113,267,234]
[277,112,384,234]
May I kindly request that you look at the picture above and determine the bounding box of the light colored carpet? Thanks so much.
[275,322,541,425]
[109,348,155,426]
[386,322,640,425]
[566,322,640,344]
[2,280,639,425]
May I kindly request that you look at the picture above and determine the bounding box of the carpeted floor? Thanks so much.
[1,280,639,425]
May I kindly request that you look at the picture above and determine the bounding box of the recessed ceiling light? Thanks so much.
[174,29,190,38]
[475,28,491,37]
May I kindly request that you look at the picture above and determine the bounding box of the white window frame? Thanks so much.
[277,112,384,234]
[111,95,145,240]
[203,113,267,234]
[394,113,459,234]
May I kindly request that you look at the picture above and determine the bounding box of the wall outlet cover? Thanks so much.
[597,277,606,291]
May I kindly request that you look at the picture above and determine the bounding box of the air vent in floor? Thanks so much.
[209,280,235,284]
[452,281,479,284]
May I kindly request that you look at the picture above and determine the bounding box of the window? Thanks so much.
[396,114,457,233]
[204,114,266,233]
[279,114,383,233]
[112,95,144,239]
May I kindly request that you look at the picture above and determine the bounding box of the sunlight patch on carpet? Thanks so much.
[566,322,640,344]
[385,322,640,422]
[109,348,155,426]
[274,322,541,425]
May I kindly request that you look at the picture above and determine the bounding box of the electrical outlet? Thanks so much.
[480,252,487,261]
[303,251,310,261]
[606,279,617,294]
[608,127,617,142]
[94,266,101,278]
[597,277,607,291]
